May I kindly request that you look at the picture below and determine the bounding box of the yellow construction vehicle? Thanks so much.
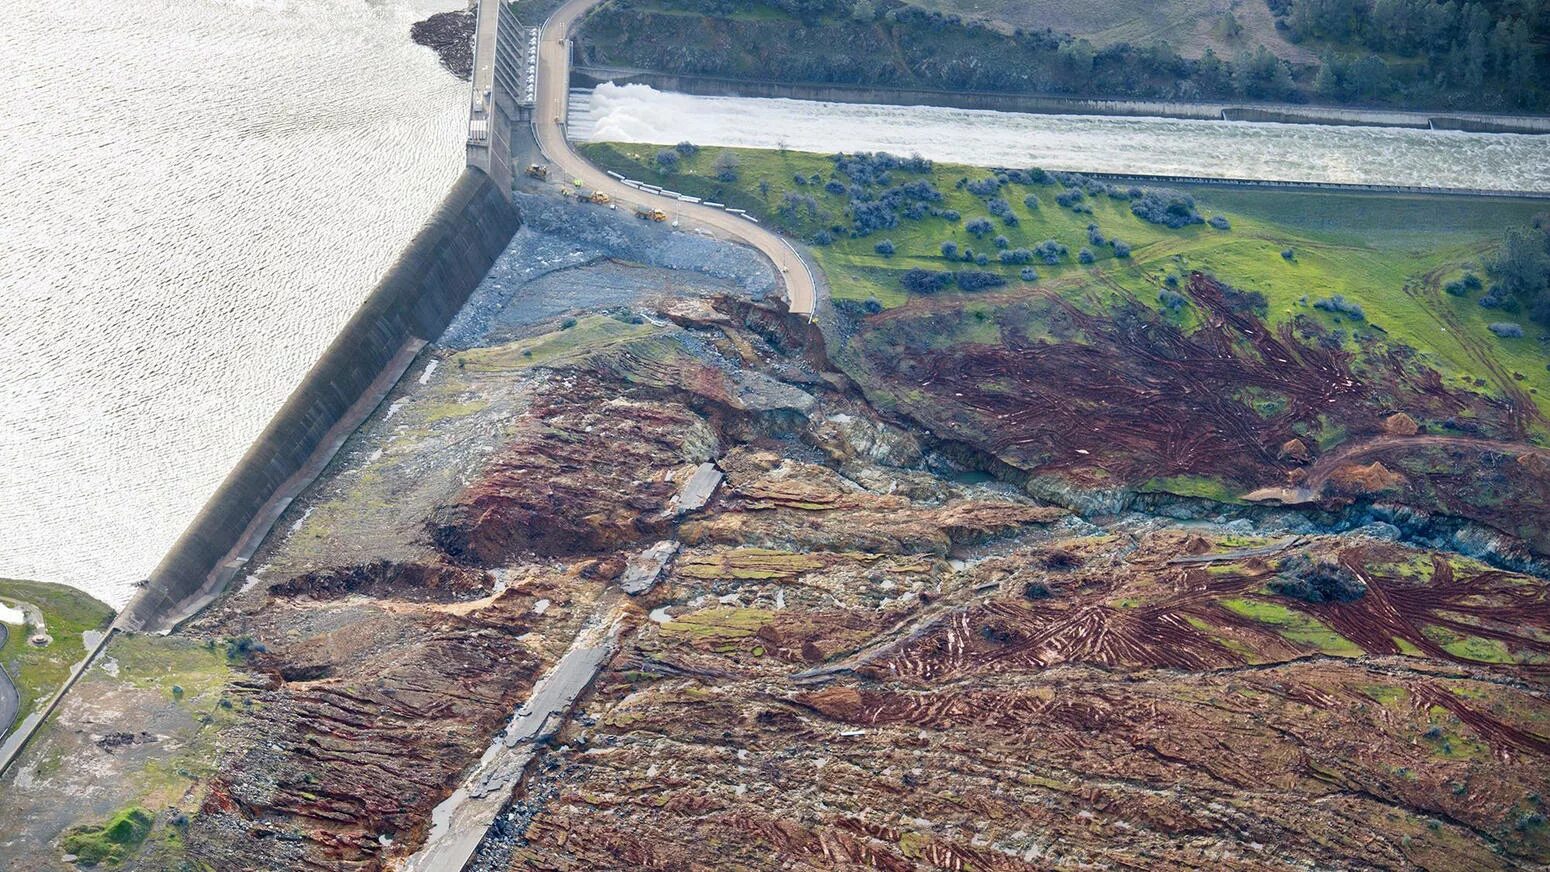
[635,207,668,222]
[579,191,611,205]
[524,164,549,180]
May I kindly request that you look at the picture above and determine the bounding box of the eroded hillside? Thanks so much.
[1,206,1547,870]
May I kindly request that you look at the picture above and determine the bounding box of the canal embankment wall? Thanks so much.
[118,168,521,633]
[571,67,1550,135]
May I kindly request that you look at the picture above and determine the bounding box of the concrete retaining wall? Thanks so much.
[118,168,520,633]
[572,68,1550,135]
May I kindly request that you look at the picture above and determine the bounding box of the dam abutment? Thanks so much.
[118,168,521,633]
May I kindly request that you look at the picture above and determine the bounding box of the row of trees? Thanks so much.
[589,0,1546,110]
[1279,0,1544,104]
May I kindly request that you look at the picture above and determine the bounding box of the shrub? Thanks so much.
[1479,285,1516,309]
[849,200,898,235]
[812,229,835,245]
[1023,194,1040,210]
[824,180,847,195]
[1086,224,1104,246]
[939,209,961,222]
[793,174,807,185]
[654,149,680,172]
[777,192,819,221]
[863,296,883,314]
[1444,272,1483,296]
[1158,288,1188,308]
[966,217,995,237]
[874,239,896,256]
[1034,239,1068,265]
[224,635,266,662]
[1131,190,1203,227]
[561,317,578,329]
[1000,248,1033,265]
[1020,267,1039,281]
[1055,189,1085,208]
[1078,247,1095,264]
[1163,274,1180,288]
[712,151,741,182]
[993,235,1010,250]
[901,268,954,294]
[966,176,1002,196]
[1209,215,1231,230]
[1112,240,1131,258]
[941,241,959,259]
[987,197,1014,219]
[1312,295,1364,320]
[956,271,1008,292]
[1489,321,1525,338]
[674,141,699,157]
[975,253,990,266]
[1282,248,1295,260]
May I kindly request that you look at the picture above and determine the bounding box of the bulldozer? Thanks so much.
[524,164,549,180]
[635,207,668,222]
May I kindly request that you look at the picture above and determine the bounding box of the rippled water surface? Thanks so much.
[571,83,1550,191]
[0,0,466,606]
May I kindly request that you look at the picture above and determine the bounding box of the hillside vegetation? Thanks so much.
[577,0,1549,111]
[583,142,1550,522]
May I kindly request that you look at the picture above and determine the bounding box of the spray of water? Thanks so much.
[572,83,1550,191]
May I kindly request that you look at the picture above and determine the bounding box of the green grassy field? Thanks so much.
[579,141,1549,420]
[0,578,114,736]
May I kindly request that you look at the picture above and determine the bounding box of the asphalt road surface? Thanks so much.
[0,624,17,740]
[532,0,818,316]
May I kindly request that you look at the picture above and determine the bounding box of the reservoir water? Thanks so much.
[569,83,1550,192]
[0,0,466,606]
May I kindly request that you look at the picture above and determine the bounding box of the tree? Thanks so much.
[656,149,680,172]
[874,239,896,256]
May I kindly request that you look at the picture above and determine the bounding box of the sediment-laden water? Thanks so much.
[569,83,1550,192]
[0,0,467,606]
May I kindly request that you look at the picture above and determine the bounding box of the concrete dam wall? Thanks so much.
[119,168,520,633]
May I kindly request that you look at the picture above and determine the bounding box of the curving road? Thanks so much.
[532,0,817,316]
[0,624,15,741]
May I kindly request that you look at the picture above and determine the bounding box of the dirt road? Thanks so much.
[532,0,817,316]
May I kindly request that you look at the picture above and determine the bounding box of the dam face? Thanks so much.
[121,1,535,632]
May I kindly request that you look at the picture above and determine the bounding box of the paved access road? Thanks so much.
[0,624,16,741]
[532,0,817,316]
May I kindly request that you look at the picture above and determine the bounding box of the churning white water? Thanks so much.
[0,0,467,606]
[570,83,1550,192]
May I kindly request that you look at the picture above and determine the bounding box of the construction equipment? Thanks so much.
[525,164,549,180]
[635,207,668,222]
[579,191,611,205]
[572,177,584,188]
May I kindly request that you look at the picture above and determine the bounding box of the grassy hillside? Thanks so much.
[580,141,1550,426]
[0,578,114,736]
